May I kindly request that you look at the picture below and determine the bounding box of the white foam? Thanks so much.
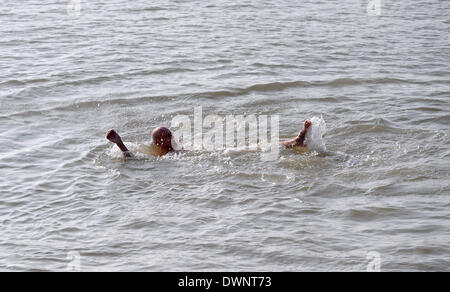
[305,116,327,153]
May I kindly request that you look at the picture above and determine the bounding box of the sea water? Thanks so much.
[305,116,327,153]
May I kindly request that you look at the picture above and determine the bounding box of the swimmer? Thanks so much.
[106,120,312,158]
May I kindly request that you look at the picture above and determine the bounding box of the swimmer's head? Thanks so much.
[152,127,173,149]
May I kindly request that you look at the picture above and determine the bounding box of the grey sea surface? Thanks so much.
[0,0,449,271]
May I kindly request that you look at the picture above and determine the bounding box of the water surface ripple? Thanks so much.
[0,0,449,271]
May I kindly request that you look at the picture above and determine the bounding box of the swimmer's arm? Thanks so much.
[106,129,134,158]
[282,120,312,148]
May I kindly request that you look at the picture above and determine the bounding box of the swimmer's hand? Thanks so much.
[106,129,122,144]
[303,120,312,132]
[283,120,312,148]
[106,129,134,158]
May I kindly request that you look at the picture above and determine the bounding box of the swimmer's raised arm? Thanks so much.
[282,120,312,148]
[106,129,134,158]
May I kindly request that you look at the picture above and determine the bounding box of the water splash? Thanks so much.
[305,116,327,153]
